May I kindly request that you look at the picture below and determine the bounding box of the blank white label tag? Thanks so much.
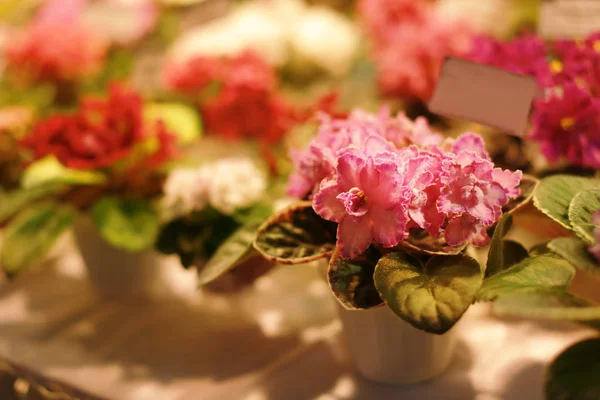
[539,0,600,39]
[428,58,539,137]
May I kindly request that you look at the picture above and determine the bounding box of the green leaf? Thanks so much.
[493,291,600,326]
[1,204,75,277]
[568,189,600,244]
[548,237,600,276]
[0,184,63,224]
[477,254,575,302]
[144,103,202,144]
[486,214,528,278]
[91,197,159,252]
[253,202,337,264]
[21,156,106,189]
[328,247,383,310]
[546,338,600,400]
[533,175,600,230]
[503,174,539,214]
[373,252,482,334]
[198,205,273,285]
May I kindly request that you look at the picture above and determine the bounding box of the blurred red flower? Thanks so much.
[21,84,177,170]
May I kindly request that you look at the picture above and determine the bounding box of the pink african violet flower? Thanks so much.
[4,2,107,83]
[530,83,600,169]
[293,109,522,259]
[287,108,442,198]
[358,0,473,101]
[588,210,600,262]
[313,148,409,259]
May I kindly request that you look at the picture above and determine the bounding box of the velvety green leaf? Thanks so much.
[328,247,383,310]
[533,175,600,230]
[1,204,75,277]
[402,229,466,255]
[503,174,539,214]
[253,202,337,264]
[549,237,600,276]
[493,291,600,326]
[486,214,528,278]
[144,103,202,144]
[198,209,271,285]
[546,338,600,400]
[92,197,159,252]
[478,254,575,302]
[374,252,482,334]
[0,184,63,224]
[568,189,600,244]
[21,156,106,189]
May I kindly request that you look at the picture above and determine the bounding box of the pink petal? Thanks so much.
[312,180,346,223]
[337,216,373,259]
[336,149,366,191]
[370,206,408,248]
[452,133,490,160]
[492,168,522,198]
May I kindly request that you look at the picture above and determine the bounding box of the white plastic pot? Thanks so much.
[337,304,457,385]
[73,217,176,300]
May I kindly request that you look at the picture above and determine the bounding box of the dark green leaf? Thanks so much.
[486,214,528,278]
[549,237,600,276]
[493,291,600,328]
[327,247,383,310]
[546,338,600,400]
[92,197,159,252]
[253,202,337,264]
[374,252,482,334]
[0,184,63,223]
[533,175,600,230]
[478,254,575,302]
[198,208,271,285]
[1,204,75,277]
[568,189,600,244]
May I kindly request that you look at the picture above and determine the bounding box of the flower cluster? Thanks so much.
[357,0,473,101]
[4,1,107,83]
[290,108,522,259]
[162,157,267,217]
[164,51,301,146]
[20,84,177,170]
[469,32,600,169]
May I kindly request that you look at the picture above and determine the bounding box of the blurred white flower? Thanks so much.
[205,158,267,215]
[436,0,514,37]
[161,167,211,219]
[167,0,359,76]
[290,7,360,76]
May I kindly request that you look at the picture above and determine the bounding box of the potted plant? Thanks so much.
[0,83,201,299]
[232,108,560,384]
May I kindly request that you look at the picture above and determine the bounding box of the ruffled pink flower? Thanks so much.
[588,210,600,262]
[313,148,409,259]
[530,83,600,168]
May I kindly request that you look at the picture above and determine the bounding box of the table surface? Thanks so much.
[0,234,595,400]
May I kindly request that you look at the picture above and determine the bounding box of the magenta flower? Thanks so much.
[313,149,409,259]
[530,83,600,169]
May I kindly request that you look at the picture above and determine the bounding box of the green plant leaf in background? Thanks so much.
[533,175,600,230]
[546,338,600,400]
[486,214,528,278]
[548,237,600,277]
[373,252,482,334]
[144,103,202,144]
[0,203,76,278]
[493,292,600,329]
[198,204,273,286]
[21,156,107,189]
[0,184,64,224]
[568,189,600,244]
[92,197,159,252]
[253,202,337,264]
[328,246,383,310]
[477,254,575,302]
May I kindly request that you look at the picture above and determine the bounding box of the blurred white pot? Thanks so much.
[338,304,457,385]
[73,217,180,300]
